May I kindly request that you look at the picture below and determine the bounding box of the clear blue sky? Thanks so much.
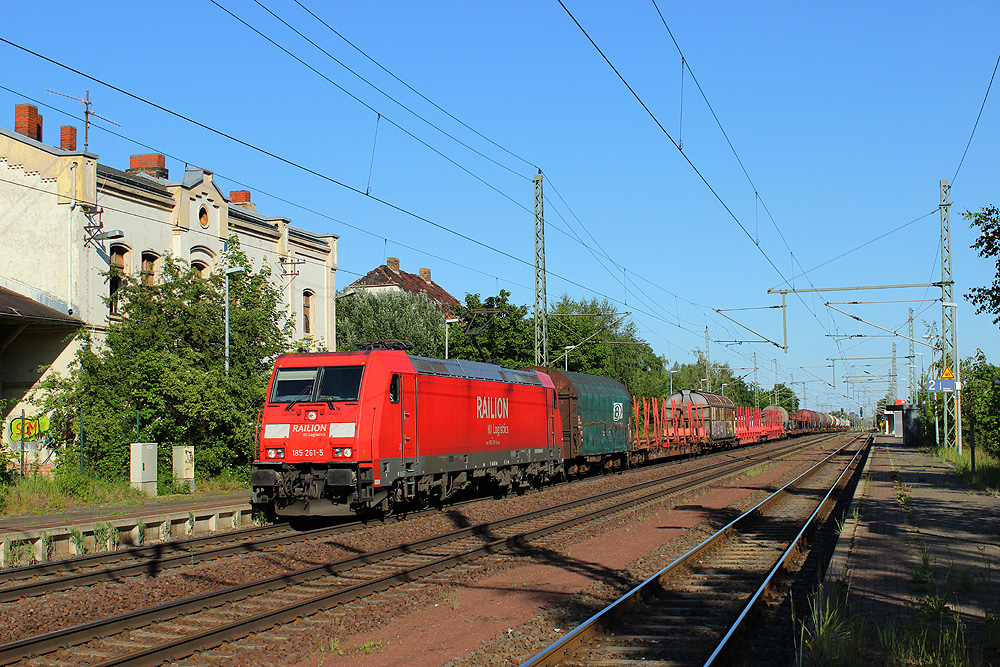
[3,1,998,413]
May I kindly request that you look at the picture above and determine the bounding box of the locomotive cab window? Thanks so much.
[270,368,318,403]
[316,366,364,402]
[389,374,400,404]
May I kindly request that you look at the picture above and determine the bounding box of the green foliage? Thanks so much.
[336,289,445,356]
[440,290,531,367]
[963,205,1000,325]
[30,238,292,480]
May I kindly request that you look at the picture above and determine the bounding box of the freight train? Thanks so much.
[250,351,848,519]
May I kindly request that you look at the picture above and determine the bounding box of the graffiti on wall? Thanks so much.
[7,415,51,442]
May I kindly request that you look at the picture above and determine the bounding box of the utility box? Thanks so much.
[902,405,921,447]
[172,445,195,491]
[130,443,158,496]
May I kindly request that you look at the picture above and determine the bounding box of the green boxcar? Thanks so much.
[525,367,632,459]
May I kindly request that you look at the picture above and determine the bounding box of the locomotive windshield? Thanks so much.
[269,366,364,404]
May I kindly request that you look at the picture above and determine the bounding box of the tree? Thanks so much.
[445,290,533,368]
[337,290,445,357]
[959,348,1000,456]
[963,206,1000,326]
[33,239,292,480]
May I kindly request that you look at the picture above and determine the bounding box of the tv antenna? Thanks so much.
[45,89,119,152]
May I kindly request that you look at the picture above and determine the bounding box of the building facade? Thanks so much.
[0,104,338,464]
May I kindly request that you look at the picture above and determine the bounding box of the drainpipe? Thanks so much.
[67,162,77,315]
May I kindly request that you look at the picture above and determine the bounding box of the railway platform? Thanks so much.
[0,490,252,565]
[826,435,999,654]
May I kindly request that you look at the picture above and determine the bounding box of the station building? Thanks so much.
[0,103,338,466]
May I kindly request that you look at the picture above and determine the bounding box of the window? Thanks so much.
[109,244,128,316]
[302,290,314,334]
[140,252,159,286]
[316,366,364,402]
[191,260,209,278]
[389,375,400,404]
[270,368,317,404]
[198,206,209,229]
[269,366,364,404]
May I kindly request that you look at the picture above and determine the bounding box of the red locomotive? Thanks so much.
[251,351,562,517]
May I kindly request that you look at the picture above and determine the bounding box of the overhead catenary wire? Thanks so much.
[952,50,1000,185]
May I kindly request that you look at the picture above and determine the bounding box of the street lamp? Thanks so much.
[444,318,460,359]
[564,346,576,371]
[669,370,678,395]
[721,383,729,397]
[700,378,708,390]
[225,266,246,375]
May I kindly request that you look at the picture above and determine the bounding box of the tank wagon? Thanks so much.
[252,351,849,519]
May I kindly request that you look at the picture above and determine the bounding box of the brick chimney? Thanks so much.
[387,257,400,274]
[126,153,168,179]
[14,104,42,142]
[419,268,431,284]
[60,125,77,151]
[229,190,256,212]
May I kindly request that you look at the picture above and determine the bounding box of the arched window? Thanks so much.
[109,244,129,316]
[140,252,159,286]
[189,245,216,278]
[302,290,314,335]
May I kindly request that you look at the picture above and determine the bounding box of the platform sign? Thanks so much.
[927,378,956,393]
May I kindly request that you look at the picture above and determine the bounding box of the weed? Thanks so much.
[946,567,975,595]
[136,519,146,547]
[795,584,866,666]
[160,519,170,541]
[358,640,384,655]
[252,511,270,527]
[69,527,85,555]
[851,507,860,524]
[912,548,934,584]
[318,636,343,656]
[878,613,974,665]
[187,511,195,534]
[835,517,846,536]
[911,594,950,624]
[93,523,110,552]
[39,531,52,561]
[105,522,120,551]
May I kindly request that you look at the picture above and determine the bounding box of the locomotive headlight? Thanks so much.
[343,448,352,457]
[335,448,342,457]
[266,448,285,459]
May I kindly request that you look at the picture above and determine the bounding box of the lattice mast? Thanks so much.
[890,342,897,402]
[908,307,915,403]
[533,171,549,366]
[940,180,961,452]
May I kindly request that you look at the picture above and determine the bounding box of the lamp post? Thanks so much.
[564,346,576,371]
[700,378,708,390]
[225,266,246,375]
[670,370,678,395]
[721,383,729,397]
[444,318,459,359]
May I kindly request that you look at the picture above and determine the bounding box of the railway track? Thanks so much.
[0,436,820,604]
[0,435,840,667]
[519,432,869,667]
